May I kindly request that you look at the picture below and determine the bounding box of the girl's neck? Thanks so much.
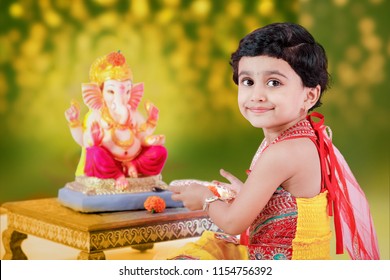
[262,116,307,144]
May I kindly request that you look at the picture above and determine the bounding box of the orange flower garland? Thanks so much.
[144,196,166,213]
[207,185,220,197]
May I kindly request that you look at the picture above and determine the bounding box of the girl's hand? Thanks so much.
[169,183,213,211]
[212,169,244,194]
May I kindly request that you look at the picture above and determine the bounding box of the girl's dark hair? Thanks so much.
[230,22,330,110]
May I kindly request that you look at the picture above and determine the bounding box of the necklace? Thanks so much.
[101,106,135,149]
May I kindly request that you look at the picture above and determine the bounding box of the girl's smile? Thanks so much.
[237,55,319,142]
[246,106,274,114]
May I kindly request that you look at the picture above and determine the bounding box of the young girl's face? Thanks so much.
[237,55,311,132]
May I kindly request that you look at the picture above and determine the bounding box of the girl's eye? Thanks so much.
[241,78,254,86]
[266,80,281,87]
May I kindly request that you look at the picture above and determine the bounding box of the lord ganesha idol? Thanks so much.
[58,51,180,212]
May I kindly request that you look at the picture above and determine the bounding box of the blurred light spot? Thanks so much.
[361,34,382,52]
[354,89,372,110]
[9,2,24,18]
[31,23,47,40]
[97,11,119,29]
[44,10,62,28]
[337,62,358,87]
[244,16,261,33]
[299,13,313,29]
[8,29,21,43]
[0,73,8,113]
[361,54,384,84]
[346,46,362,62]
[131,0,150,19]
[333,0,348,7]
[258,0,275,16]
[76,32,92,52]
[70,1,88,20]
[93,0,117,6]
[369,0,383,4]
[191,0,211,19]
[21,39,42,57]
[226,1,243,18]
[162,0,181,7]
[387,40,390,56]
[156,9,175,25]
[359,17,375,34]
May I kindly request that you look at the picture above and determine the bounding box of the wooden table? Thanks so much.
[1,198,218,260]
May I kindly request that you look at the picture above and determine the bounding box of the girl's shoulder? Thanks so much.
[264,136,317,160]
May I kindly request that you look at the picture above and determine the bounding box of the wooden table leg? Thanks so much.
[2,227,28,260]
[77,250,106,260]
[131,243,154,252]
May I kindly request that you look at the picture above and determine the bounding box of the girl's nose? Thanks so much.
[251,87,266,102]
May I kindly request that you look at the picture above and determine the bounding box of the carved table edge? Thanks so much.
[88,217,220,251]
[3,211,221,253]
[5,212,90,251]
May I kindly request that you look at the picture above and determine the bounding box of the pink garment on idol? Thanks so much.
[84,145,167,179]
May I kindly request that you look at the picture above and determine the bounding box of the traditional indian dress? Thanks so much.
[164,113,379,260]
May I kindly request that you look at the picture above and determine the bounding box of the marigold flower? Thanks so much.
[144,196,166,213]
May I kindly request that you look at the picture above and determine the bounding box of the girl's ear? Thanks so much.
[304,85,321,110]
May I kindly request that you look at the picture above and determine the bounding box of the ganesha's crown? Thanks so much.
[89,51,133,86]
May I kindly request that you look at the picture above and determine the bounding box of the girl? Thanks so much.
[167,22,379,260]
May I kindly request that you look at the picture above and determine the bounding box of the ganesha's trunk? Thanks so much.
[110,94,129,125]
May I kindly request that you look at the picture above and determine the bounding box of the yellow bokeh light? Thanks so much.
[156,8,175,25]
[258,0,275,16]
[191,0,211,19]
[369,0,383,4]
[361,34,382,53]
[359,17,375,34]
[9,3,24,18]
[96,11,120,29]
[361,54,385,84]
[162,0,181,8]
[226,1,243,18]
[30,23,47,40]
[345,45,362,62]
[131,0,150,20]
[354,89,372,109]
[337,62,358,87]
[44,10,63,28]
[93,0,118,7]
[0,73,8,109]
[299,13,314,29]
[70,1,89,21]
[387,40,390,56]
[333,0,348,7]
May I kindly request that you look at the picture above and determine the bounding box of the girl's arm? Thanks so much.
[170,140,298,235]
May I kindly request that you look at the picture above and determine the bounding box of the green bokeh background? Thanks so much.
[0,0,388,259]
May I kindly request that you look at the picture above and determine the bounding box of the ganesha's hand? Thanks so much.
[65,100,81,128]
[90,121,103,146]
[212,169,243,194]
[145,101,159,126]
[144,135,165,146]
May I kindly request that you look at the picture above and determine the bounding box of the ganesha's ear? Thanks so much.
[82,83,103,110]
[129,82,144,110]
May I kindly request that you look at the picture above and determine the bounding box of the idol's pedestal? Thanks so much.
[57,175,181,212]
